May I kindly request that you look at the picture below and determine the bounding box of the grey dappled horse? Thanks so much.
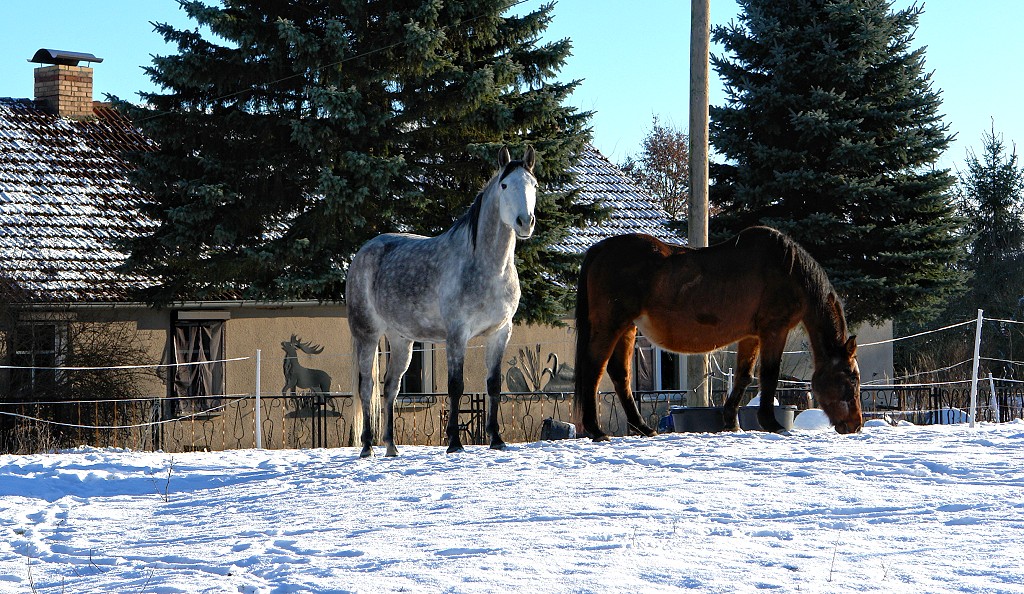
[347,147,538,457]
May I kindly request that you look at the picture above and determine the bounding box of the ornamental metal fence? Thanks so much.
[4,383,1023,455]
[0,390,688,455]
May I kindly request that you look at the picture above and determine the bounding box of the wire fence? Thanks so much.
[3,309,1024,454]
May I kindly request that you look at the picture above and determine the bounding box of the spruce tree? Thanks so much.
[709,0,967,325]
[115,0,595,324]
[955,125,1024,321]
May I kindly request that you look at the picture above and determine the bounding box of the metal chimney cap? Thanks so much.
[29,49,104,66]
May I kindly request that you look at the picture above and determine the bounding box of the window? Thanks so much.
[632,332,685,393]
[172,313,227,416]
[9,321,67,400]
[659,351,683,391]
[634,334,655,392]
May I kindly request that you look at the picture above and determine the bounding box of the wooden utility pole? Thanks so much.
[687,0,711,406]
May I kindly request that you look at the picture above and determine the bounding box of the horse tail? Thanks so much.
[573,245,598,429]
[351,335,383,447]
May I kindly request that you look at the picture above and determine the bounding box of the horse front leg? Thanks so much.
[723,338,758,431]
[606,327,656,437]
[483,324,512,450]
[755,333,787,433]
[381,337,414,457]
[445,336,468,454]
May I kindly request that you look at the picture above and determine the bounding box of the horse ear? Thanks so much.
[523,146,536,171]
[845,335,857,357]
[498,146,511,168]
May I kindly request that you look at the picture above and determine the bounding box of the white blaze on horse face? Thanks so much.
[499,168,537,240]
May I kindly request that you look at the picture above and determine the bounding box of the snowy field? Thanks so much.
[2,414,1024,594]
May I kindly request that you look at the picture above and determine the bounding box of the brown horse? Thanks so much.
[573,226,862,439]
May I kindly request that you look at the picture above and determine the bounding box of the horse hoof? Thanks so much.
[385,445,399,457]
[446,443,465,454]
[359,447,373,458]
[590,433,610,442]
[489,441,507,451]
[723,424,741,432]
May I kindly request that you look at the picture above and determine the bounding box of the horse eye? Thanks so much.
[501,183,507,190]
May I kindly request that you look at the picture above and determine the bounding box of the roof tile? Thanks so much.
[0,98,153,302]
[554,144,685,253]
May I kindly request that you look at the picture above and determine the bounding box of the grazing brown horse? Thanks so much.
[573,226,862,439]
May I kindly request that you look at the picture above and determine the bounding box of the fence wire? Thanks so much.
[4,312,1024,455]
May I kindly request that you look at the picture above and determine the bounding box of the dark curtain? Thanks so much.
[634,334,654,392]
[173,322,224,415]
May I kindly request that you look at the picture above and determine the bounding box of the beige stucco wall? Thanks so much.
[431,322,578,394]
[1,302,893,453]
[220,303,352,398]
[13,303,891,404]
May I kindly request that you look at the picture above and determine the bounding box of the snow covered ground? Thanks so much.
[2,415,1024,593]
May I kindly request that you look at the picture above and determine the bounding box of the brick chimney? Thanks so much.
[29,49,104,120]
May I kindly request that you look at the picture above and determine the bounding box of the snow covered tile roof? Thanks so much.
[0,105,679,303]
[0,98,154,303]
[552,144,686,254]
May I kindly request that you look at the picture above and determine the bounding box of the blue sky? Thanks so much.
[1,1,1020,173]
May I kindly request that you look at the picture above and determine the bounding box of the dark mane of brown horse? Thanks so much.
[572,226,863,439]
[752,227,849,348]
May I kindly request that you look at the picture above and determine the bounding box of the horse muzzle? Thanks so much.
[515,214,536,239]
[834,419,863,434]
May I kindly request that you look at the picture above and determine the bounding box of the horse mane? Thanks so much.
[746,227,848,343]
[447,159,528,250]
[448,191,485,250]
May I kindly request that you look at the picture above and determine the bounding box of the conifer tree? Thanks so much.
[709,0,967,325]
[954,125,1024,321]
[115,0,595,324]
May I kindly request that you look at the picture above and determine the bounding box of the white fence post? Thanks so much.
[255,349,263,449]
[969,309,983,428]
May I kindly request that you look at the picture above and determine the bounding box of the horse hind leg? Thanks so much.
[353,337,381,458]
[723,337,758,431]
[381,336,414,457]
[606,328,656,437]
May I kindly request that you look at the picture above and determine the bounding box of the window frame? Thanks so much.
[7,315,70,401]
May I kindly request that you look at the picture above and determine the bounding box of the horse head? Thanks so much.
[812,335,863,434]
[495,146,538,240]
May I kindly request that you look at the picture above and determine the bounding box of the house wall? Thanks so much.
[431,323,578,395]
[1,302,894,454]
[3,301,895,403]
[220,303,352,398]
